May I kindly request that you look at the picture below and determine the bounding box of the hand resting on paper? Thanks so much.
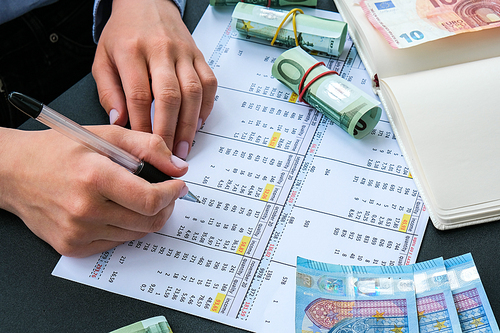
[92,0,218,160]
[0,126,189,257]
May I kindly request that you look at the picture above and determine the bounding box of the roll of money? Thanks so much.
[232,3,347,56]
[272,46,382,139]
[211,0,317,7]
[109,316,173,333]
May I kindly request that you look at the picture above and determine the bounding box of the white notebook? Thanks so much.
[333,0,500,229]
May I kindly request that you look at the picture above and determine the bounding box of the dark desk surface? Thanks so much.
[1,1,499,331]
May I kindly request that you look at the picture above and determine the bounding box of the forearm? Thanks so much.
[0,0,58,25]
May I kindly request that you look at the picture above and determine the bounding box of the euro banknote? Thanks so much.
[109,316,173,333]
[296,257,419,333]
[232,3,347,56]
[413,258,462,333]
[271,46,381,139]
[444,254,500,333]
[360,0,500,48]
[211,0,317,6]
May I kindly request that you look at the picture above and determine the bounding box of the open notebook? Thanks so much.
[333,0,500,229]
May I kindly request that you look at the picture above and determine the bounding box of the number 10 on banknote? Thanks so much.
[295,257,418,333]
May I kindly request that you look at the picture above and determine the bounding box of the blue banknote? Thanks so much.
[295,257,419,333]
[444,254,499,333]
[413,257,462,333]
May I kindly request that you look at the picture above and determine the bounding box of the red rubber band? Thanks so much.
[298,62,324,97]
[298,62,338,102]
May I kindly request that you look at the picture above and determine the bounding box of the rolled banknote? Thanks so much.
[413,258,462,333]
[272,46,382,139]
[232,3,347,56]
[296,256,419,333]
[444,254,500,333]
[360,0,500,48]
[109,316,173,333]
[211,0,317,6]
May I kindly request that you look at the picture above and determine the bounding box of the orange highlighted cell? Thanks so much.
[210,293,226,313]
[260,184,275,201]
[399,214,411,232]
[268,132,281,148]
[236,236,251,255]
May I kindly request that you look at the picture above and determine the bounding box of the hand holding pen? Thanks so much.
[0,92,197,258]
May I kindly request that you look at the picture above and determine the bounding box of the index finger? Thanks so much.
[96,158,187,216]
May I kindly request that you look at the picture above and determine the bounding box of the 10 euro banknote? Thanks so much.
[360,0,500,48]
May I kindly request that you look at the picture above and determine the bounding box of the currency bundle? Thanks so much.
[232,3,347,56]
[296,254,499,333]
[272,46,382,139]
[211,0,318,7]
[109,316,173,333]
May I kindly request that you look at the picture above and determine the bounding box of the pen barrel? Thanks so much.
[135,161,173,183]
[38,104,142,174]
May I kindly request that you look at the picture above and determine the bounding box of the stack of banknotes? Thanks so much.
[272,46,382,139]
[231,3,348,56]
[296,253,499,333]
[109,316,173,333]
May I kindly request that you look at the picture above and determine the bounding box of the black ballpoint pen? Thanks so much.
[8,92,199,203]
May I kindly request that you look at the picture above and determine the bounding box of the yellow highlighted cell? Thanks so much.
[260,184,275,201]
[268,132,281,148]
[289,92,299,103]
[210,293,226,313]
[399,214,411,232]
[236,236,251,255]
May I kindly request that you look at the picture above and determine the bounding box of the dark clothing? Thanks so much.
[0,0,96,128]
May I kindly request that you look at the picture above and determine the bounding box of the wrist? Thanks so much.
[0,128,29,215]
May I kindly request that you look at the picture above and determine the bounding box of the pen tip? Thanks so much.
[181,191,200,203]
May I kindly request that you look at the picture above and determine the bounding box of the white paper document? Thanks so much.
[53,6,429,332]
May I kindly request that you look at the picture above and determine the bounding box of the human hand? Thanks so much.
[0,126,190,257]
[92,0,217,159]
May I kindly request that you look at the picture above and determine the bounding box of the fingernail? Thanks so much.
[171,154,189,169]
[196,118,203,132]
[179,186,189,199]
[174,141,189,160]
[109,109,119,125]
